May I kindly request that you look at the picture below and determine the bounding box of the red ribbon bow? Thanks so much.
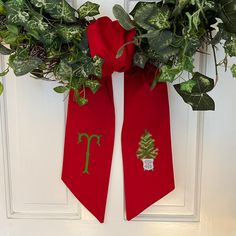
[62,17,175,223]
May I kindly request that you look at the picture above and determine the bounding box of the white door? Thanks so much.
[0,1,236,236]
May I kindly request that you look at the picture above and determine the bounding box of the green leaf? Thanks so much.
[77,55,103,79]
[147,6,170,30]
[151,65,181,88]
[53,86,68,93]
[7,10,30,25]
[145,30,179,62]
[113,4,134,30]
[78,1,100,18]
[130,2,155,18]
[6,24,19,35]
[231,64,236,78]
[0,0,6,14]
[0,67,9,76]
[116,46,125,59]
[133,52,148,69]
[133,3,157,31]
[26,16,49,32]
[6,1,29,25]
[74,90,88,106]
[0,44,12,55]
[57,25,82,42]
[30,0,47,8]
[224,38,236,57]
[177,55,194,73]
[186,10,201,33]
[91,55,103,77]
[174,72,215,111]
[220,0,236,34]
[9,48,43,76]
[146,30,173,52]
[85,80,101,93]
[42,0,76,23]
[0,81,3,95]
[54,61,73,81]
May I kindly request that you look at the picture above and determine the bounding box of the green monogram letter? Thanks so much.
[78,133,102,174]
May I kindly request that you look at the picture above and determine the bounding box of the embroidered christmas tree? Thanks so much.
[136,130,158,171]
[137,130,158,159]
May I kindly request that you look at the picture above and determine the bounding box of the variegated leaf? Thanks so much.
[78,1,100,18]
[9,49,43,76]
[30,0,47,8]
[85,80,101,93]
[54,61,73,80]
[174,72,215,111]
[26,16,49,32]
[57,25,82,42]
[7,10,30,25]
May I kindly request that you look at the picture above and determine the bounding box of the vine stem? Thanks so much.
[209,31,219,87]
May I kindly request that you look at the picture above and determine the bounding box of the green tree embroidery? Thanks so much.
[136,130,158,160]
[78,133,102,174]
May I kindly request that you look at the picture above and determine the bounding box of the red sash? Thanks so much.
[62,17,174,223]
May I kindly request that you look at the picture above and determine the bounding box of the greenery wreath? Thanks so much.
[0,0,236,110]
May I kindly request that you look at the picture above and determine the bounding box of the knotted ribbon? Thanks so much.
[62,17,175,223]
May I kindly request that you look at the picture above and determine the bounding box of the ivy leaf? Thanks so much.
[41,31,57,46]
[78,1,100,18]
[9,48,43,76]
[133,52,148,69]
[41,0,76,23]
[54,61,73,81]
[224,37,236,57]
[145,30,179,62]
[174,72,215,111]
[177,55,194,73]
[74,90,88,106]
[6,1,29,24]
[0,81,3,95]
[26,16,49,32]
[10,56,43,76]
[113,4,134,30]
[231,64,236,78]
[133,3,157,30]
[30,0,47,8]
[7,9,30,25]
[146,30,173,52]
[130,2,155,18]
[220,0,236,34]
[147,6,170,30]
[53,86,68,93]
[151,65,181,88]
[0,44,12,55]
[5,0,24,9]
[91,55,103,78]
[85,80,101,93]
[0,67,9,76]
[57,25,82,42]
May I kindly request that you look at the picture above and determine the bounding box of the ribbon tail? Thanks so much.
[122,66,175,220]
[62,78,115,223]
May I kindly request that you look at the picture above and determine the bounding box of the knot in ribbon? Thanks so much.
[87,16,136,77]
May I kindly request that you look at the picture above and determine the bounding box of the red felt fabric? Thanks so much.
[122,65,175,220]
[62,16,174,223]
